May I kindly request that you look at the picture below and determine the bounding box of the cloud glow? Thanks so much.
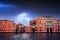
[16,13,32,26]
[0,3,15,8]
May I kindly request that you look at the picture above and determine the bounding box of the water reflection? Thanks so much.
[0,33,60,40]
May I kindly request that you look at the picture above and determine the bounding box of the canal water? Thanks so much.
[0,33,60,40]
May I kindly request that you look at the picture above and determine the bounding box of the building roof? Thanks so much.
[43,16,55,18]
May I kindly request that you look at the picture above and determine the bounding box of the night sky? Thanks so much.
[0,0,60,26]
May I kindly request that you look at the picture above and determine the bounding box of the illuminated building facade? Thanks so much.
[0,20,16,32]
[25,26,31,32]
[41,16,57,32]
[16,24,25,32]
[30,16,58,32]
[0,16,60,32]
[57,20,60,32]
[29,20,37,32]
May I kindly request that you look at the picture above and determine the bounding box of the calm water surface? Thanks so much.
[0,33,60,40]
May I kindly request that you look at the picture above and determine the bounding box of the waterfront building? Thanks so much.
[16,23,25,32]
[0,20,16,32]
[25,26,31,32]
[30,20,37,32]
[0,16,60,33]
[41,16,57,32]
[57,20,60,32]
[30,16,57,32]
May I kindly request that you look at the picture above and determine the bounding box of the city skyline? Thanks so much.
[0,16,60,32]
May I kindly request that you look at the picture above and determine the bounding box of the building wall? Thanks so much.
[57,20,60,32]
[0,20,16,32]
[16,24,25,32]
[25,26,31,32]
[42,16,57,32]
[36,17,41,32]
[29,16,58,32]
[0,16,59,32]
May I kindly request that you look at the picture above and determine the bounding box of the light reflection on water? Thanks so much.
[0,33,60,40]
